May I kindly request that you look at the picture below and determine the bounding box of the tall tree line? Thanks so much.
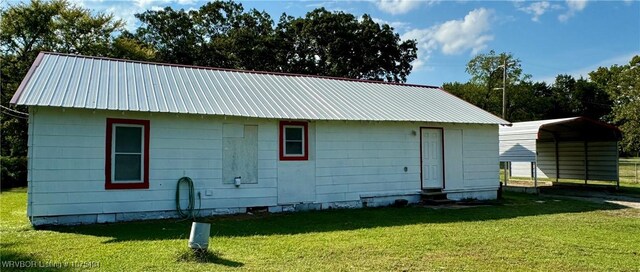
[444,50,638,156]
[1,0,417,187]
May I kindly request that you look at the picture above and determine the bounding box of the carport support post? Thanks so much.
[503,161,508,186]
[616,142,620,190]
[533,161,538,194]
[554,135,559,184]
[584,141,589,185]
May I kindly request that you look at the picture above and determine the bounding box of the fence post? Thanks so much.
[635,163,638,183]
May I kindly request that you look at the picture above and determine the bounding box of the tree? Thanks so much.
[446,50,613,123]
[133,2,417,82]
[274,10,416,81]
[590,55,640,154]
[465,50,528,117]
[0,0,137,187]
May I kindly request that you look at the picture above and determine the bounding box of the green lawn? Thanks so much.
[1,188,639,271]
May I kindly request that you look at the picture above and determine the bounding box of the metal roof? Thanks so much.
[499,117,578,137]
[499,117,576,162]
[11,52,509,124]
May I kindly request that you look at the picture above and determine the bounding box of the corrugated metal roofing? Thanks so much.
[11,52,509,124]
[500,117,578,136]
[499,118,577,162]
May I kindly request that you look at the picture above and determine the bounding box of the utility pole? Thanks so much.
[502,57,507,119]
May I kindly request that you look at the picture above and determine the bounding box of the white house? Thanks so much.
[499,117,621,186]
[11,52,509,226]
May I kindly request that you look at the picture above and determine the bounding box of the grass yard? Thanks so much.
[1,188,639,271]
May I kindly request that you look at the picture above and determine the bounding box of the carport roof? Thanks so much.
[537,117,622,142]
[501,117,621,142]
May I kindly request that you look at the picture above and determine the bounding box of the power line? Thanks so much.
[1,110,29,120]
[0,105,28,116]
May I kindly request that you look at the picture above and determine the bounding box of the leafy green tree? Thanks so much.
[590,56,640,154]
[465,50,528,117]
[544,75,611,120]
[134,2,417,82]
[446,51,612,123]
[507,81,550,122]
[0,0,137,187]
[274,10,416,82]
[444,80,550,122]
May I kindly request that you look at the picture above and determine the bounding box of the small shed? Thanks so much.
[12,52,509,226]
[499,117,622,188]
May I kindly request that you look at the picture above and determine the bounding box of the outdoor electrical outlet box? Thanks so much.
[205,190,213,196]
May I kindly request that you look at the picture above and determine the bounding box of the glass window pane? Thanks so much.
[285,141,303,155]
[114,154,142,181]
[115,126,142,153]
[285,127,302,141]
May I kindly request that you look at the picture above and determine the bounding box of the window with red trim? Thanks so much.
[279,121,308,161]
[105,118,150,189]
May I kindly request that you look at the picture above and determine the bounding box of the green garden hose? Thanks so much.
[176,177,200,219]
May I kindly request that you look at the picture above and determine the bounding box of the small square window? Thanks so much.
[280,121,308,161]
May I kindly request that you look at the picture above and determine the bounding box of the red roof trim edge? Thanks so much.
[10,52,45,105]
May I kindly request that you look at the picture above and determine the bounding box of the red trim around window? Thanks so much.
[279,121,309,161]
[105,118,150,190]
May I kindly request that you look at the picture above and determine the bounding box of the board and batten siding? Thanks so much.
[27,107,500,218]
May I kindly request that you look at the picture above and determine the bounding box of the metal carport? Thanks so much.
[499,117,622,190]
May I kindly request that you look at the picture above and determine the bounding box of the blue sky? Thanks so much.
[35,0,640,86]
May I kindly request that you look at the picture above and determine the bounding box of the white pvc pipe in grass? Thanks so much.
[188,222,211,251]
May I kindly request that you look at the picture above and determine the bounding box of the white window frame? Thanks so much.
[282,125,305,157]
[111,124,145,183]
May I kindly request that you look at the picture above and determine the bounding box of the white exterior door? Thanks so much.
[422,128,444,189]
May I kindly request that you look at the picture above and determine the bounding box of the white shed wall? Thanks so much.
[27,107,499,219]
[28,107,279,217]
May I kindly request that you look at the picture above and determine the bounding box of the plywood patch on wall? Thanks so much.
[223,124,258,184]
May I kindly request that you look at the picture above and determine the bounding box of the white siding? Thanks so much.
[28,107,500,217]
[314,122,498,202]
[28,107,278,217]
[314,121,420,203]
[461,125,500,190]
[277,123,316,204]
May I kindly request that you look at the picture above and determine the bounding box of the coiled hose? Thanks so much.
[176,177,200,219]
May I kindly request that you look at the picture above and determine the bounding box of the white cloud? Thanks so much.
[518,1,550,22]
[514,1,564,22]
[106,6,142,30]
[558,0,588,22]
[177,0,196,4]
[401,8,494,70]
[375,0,438,15]
[135,0,153,8]
[567,0,587,11]
[70,0,199,31]
[369,17,410,31]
